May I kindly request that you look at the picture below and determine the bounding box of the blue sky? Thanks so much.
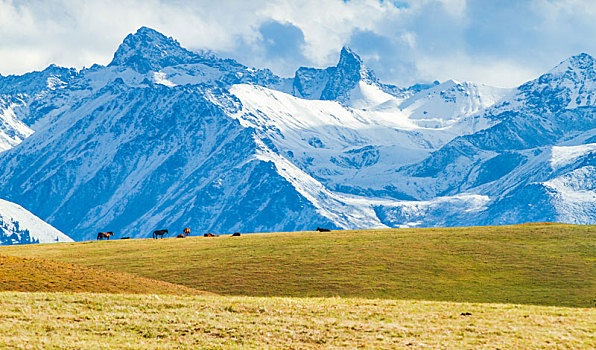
[1,0,596,87]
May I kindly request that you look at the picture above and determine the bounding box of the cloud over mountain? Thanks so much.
[2,1,596,87]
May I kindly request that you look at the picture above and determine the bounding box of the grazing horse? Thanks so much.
[153,229,168,239]
[316,227,331,232]
[183,227,190,236]
[97,232,114,240]
[176,234,185,238]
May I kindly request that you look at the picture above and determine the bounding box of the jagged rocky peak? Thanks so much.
[335,46,377,84]
[532,52,596,87]
[108,26,197,73]
[321,46,379,101]
[292,46,381,101]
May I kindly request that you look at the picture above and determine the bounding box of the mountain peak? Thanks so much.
[336,46,376,83]
[513,52,596,111]
[568,52,594,63]
[108,27,197,73]
[317,46,378,101]
[135,26,162,37]
[549,52,596,76]
[338,46,362,64]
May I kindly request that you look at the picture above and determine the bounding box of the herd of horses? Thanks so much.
[96,226,332,241]
[97,228,191,240]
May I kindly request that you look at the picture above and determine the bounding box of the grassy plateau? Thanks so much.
[0,223,594,348]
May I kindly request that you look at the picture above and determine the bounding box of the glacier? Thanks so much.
[0,26,594,242]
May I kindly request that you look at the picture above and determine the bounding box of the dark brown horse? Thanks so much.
[316,227,331,232]
[176,234,185,238]
[97,232,114,240]
[183,227,190,236]
[153,229,168,239]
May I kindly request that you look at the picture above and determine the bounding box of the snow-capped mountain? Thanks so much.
[290,46,429,109]
[396,53,596,225]
[0,27,593,242]
[107,26,290,90]
[0,198,73,245]
[398,80,510,128]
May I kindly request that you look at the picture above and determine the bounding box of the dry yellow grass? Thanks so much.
[0,255,204,295]
[0,292,594,349]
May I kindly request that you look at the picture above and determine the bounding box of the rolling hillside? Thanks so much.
[2,223,594,307]
[0,255,202,295]
[1,223,594,348]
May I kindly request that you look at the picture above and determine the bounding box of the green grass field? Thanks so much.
[2,223,594,306]
[0,223,594,348]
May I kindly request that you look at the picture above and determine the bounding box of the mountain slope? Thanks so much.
[0,97,32,152]
[396,54,596,225]
[399,79,510,127]
[0,198,72,245]
[0,80,336,240]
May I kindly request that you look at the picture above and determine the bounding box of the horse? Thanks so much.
[316,227,331,232]
[204,233,215,237]
[97,232,114,240]
[153,229,168,239]
[232,232,241,237]
[183,227,190,236]
[176,234,185,238]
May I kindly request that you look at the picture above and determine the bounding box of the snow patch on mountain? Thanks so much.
[543,166,596,224]
[0,99,33,152]
[253,137,388,229]
[152,71,177,87]
[229,83,500,198]
[400,80,510,127]
[343,81,397,109]
[551,143,596,168]
[375,193,490,228]
[0,198,73,245]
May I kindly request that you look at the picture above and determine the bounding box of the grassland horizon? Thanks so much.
[1,223,594,307]
[0,223,594,349]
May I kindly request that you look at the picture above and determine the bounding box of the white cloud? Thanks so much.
[416,53,543,88]
[259,0,399,66]
[0,0,595,88]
